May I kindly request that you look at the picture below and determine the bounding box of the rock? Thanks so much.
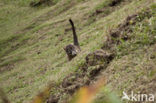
[86,50,114,66]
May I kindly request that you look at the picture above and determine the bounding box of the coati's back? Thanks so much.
[64,19,80,61]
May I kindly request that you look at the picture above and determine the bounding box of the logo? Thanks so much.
[122,91,155,102]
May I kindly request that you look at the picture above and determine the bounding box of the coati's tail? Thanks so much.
[69,19,79,46]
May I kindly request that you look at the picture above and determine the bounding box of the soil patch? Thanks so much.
[47,50,114,103]
[87,0,133,25]
[102,9,152,50]
[30,0,54,7]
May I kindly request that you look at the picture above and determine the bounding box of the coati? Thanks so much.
[64,19,81,61]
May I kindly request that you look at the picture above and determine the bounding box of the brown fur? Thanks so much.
[64,19,80,61]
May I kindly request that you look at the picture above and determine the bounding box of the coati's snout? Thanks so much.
[71,50,77,55]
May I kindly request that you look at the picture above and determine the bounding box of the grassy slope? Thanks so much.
[0,0,155,103]
[94,8,156,103]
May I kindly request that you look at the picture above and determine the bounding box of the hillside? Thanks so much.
[0,0,155,103]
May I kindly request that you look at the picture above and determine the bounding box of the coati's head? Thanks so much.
[64,44,78,60]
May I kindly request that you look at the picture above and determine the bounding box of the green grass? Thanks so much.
[116,9,156,58]
[92,5,156,102]
[0,0,155,103]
